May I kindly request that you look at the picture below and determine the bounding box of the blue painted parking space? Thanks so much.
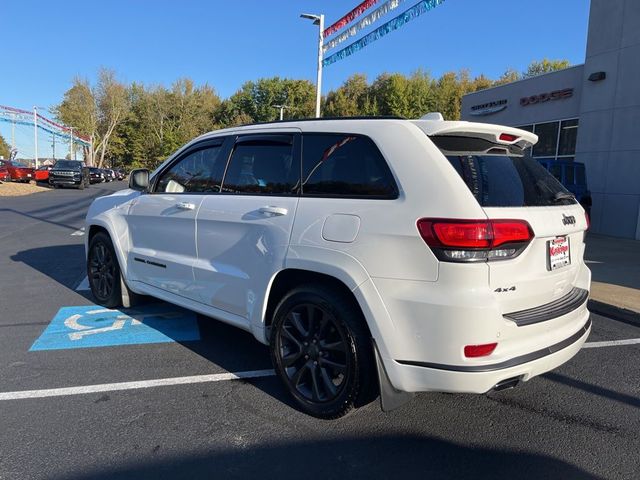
[30,304,200,351]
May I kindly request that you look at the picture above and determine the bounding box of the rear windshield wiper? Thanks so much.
[552,191,576,203]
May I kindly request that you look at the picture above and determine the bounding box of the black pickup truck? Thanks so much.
[49,160,90,189]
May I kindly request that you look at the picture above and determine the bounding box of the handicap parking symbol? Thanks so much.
[30,304,200,351]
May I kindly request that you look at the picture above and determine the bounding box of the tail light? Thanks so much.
[585,211,590,230]
[417,218,534,262]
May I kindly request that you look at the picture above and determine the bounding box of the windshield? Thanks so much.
[11,161,29,167]
[54,160,82,170]
[445,155,577,207]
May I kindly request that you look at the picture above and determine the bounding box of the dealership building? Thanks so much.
[461,0,640,239]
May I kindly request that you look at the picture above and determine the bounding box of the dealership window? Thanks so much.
[517,118,578,161]
[532,122,559,157]
[558,119,578,156]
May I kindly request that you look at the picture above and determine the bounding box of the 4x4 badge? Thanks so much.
[562,214,576,225]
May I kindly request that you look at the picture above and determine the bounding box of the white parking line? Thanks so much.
[75,276,90,291]
[71,228,85,236]
[0,369,276,401]
[583,338,640,349]
[2,338,636,402]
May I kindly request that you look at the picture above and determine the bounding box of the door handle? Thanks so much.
[176,202,196,210]
[259,206,288,216]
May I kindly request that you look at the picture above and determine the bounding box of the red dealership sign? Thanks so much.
[520,88,574,106]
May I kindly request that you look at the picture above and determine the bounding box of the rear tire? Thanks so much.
[270,284,377,419]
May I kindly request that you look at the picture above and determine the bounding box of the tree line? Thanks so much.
[50,59,570,169]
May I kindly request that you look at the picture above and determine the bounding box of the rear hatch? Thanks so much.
[413,119,588,315]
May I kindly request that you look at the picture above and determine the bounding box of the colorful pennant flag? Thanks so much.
[323,0,407,54]
[324,0,380,38]
[323,0,446,67]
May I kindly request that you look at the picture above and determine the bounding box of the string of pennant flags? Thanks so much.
[0,104,91,146]
[322,0,446,67]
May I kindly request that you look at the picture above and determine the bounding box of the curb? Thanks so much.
[588,299,640,328]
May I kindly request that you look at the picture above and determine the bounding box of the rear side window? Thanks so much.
[301,134,397,198]
[446,155,576,207]
[222,135,296,195]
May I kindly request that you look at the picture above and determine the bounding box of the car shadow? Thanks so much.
[57,433,600,480]
[11,244,87,289]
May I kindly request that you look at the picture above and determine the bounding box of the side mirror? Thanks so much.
[129,169,150,192]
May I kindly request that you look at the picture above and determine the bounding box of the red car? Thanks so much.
[35,165,54,182]
[2,160,35,183]
[0,162,10,182]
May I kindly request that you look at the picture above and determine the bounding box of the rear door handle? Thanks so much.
[176,202,196,210]
[259,206,288,216]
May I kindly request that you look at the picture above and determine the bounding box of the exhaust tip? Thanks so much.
[492,376,523,392]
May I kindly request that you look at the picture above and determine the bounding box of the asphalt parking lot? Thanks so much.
[1,183,639,480]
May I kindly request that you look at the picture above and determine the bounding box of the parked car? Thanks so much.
[89,167,105,184]
[101,169,114,182]
[34,165,54,182]
[2,160,35,183]
[49,160,90,189]
[85,115,591,418]
[114,169,126,181]
[0,162,10,182]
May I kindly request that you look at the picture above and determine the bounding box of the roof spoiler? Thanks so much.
[411,116,538,156]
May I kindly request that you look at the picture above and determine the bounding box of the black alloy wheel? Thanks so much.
[87,232,122,308]
[270,285,376,419]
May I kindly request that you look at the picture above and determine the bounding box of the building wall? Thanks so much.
[460,66,583,126]
[576,0,640,239]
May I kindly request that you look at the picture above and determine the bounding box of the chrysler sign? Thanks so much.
[469,99,508,116]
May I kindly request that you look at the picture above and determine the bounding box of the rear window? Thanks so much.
[445,155,576,207]
[222,136,296,195]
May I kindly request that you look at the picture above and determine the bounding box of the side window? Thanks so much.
[301,134,397,198]
[222,136,296,195]
[155,144,226,193]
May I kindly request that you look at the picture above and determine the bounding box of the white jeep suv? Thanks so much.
[85,115,591,418]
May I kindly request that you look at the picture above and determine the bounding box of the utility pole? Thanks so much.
[11,113,15,150]
[52,134,56,160]
[70,127,73,160]
[273,104,288,121]
[301,13,324,118]
[33,106,39,168]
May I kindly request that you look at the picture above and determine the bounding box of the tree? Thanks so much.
[0,133,10,159]
[54,68,130,167]
[216,77,315,126]
[494,68,521,86]
[113,79,222,169]
[324,74,377,117]
[523,59,571,78]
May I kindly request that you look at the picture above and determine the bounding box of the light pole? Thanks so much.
[300,13,324,118]
[33,106,39,168]
[272,104,288,121]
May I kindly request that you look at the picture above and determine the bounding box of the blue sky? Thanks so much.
[1,0,590,157]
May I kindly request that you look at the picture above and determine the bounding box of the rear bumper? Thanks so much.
[353,260,592,394]
[384,314,590,393]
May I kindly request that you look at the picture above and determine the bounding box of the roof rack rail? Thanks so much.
[236,115,406,128]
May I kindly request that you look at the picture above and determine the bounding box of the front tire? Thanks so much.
[270,284,376,419]
[87,232,122,308]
